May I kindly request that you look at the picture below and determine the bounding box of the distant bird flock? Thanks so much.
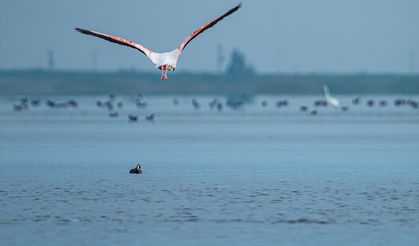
[10,88,419,122]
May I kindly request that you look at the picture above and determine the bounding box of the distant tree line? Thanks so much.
[0,70,418,95]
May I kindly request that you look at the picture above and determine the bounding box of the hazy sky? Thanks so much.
[0,0,418,73]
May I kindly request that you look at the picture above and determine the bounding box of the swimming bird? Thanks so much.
[378,100,387,107]
[192,99,200,109]
[75,4,241,80]
[394,98,405,106]
[276,100,288,108]
[209,99,219,109]
[300,105,308,112]
[261,100,267,107]
[135,101,147,109]
[129,164,142,174]
[408,99,418,109]
[109,111,119,118]
[352,97,361,105]
[216,102,223,111]
[135,95,147,108]
[46,100,56,108]
[104,101,113,111]
[323,85,342,108]
[313,99,327,107]
[13,103,27,112]
[31,99,41,107]
[145,113,155,122]
[128,114,138,122]
[67,100,78,108]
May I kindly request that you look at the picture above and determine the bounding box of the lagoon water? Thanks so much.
[1,95,419,245]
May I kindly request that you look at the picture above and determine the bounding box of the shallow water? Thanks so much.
[1,95,419,245]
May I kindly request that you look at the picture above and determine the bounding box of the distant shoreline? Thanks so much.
[1,69,418,95]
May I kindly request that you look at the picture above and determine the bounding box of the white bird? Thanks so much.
[76,4,241,80]
[323,84,341,108]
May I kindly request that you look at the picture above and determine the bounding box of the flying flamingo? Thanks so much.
[76,4,241,80]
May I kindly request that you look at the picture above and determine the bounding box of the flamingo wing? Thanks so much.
[177,3,241,52]
[75,28,152,58]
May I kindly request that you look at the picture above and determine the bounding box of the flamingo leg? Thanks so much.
[161,66,168,80]
[164,69,168,80]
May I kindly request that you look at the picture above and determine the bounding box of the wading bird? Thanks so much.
[76,4,241,80]
[323,85,342,108]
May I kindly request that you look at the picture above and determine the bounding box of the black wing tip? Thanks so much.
[233,3,241,11]
[75,27,87,33]
[228,3,241,14]
[75,28,95,36]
